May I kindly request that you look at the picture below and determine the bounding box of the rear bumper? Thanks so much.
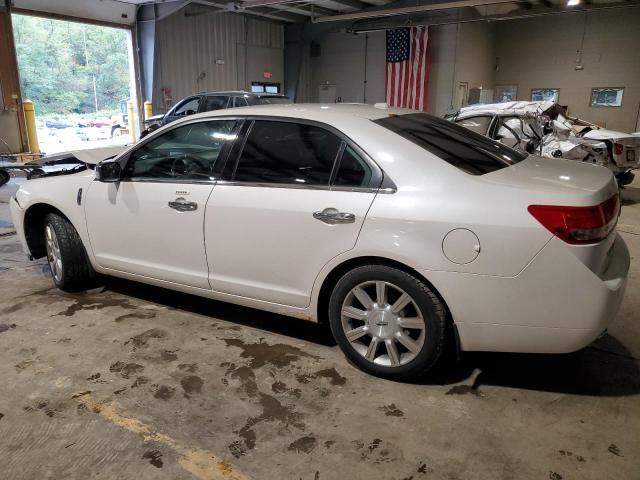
[425,233,630,353]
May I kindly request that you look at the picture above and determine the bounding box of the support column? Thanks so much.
[135,2,187,106]
[0,0,28,153]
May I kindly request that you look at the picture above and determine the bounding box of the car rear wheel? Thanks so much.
[44,213,99,292]
[328,265,447,380]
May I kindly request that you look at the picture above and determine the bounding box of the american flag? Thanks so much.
[385,27,430,111]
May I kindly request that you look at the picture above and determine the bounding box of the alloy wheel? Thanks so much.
[341,281,426,367]
[45,224,63,283]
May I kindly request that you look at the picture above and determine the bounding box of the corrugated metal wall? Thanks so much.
[154,11,284,113]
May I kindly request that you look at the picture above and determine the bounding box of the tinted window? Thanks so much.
[203,96,229,111]
[376,113,526,175]
[174,97,200,116]
[233,96,249,107]
[125,120,239,181]
[233,121,341,185]
[456,115,491,135]
[334,146,372,187]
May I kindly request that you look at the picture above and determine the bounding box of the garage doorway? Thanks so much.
[11,14,136,154]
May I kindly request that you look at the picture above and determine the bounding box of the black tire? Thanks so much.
[0,169,9,187]
[44,213,99,292]
[328,265,447,380]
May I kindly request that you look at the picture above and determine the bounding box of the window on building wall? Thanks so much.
[590,88,624,107]
[531,88,560,103]
[251,82,280,94]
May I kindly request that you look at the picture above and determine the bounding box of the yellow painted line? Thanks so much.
[77,394,250,480]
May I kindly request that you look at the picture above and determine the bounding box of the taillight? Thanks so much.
[528,194,620,245]
[614,143,624,155]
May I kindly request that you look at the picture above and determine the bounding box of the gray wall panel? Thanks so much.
[153,12,284,113]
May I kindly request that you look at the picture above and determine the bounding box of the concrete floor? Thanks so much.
[0,175,639,480]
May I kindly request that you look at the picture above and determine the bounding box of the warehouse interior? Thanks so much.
[1,0,640,479]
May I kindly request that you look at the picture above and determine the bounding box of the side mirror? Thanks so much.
[95,160,122,183]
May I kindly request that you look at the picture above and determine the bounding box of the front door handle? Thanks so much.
[168,197,198,212]
[313,208,355,225]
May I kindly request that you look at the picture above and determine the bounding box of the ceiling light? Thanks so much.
[567,0,581,6]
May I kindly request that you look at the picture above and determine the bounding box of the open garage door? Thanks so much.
[11,13,138,155]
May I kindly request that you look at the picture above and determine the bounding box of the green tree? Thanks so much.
[12,14,130,116]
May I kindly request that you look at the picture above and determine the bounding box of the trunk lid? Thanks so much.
[483,155,620,275]
[483,155,618,206]
[582,130,640,170]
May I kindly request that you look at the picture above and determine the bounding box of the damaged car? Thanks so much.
[447,101,640,186]
[0,146,127,185]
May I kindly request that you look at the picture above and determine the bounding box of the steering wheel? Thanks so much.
[171,157,189,177]
[172,155,208,179]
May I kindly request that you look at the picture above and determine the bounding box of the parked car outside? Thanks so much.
[141,91,291,137]
[447,101,640,186]
[10,104,629,380]
[91,117,112,128]
[45,118,74,129]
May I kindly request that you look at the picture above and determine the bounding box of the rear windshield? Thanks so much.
[375,113,526,175]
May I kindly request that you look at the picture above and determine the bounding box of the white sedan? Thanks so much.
[10,104,630,379]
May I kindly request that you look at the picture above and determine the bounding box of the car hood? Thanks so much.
[144,114,164,123]
[26,145,128,167]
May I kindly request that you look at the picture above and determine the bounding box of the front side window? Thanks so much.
[125,120,239,181]
[376,113,526,175]
[173,97,201,116]
[232,121,342,185]
[203,96,230,112]
[455,115,492,135]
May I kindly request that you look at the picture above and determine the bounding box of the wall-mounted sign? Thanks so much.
[590,87,624,107]
[494,85,517,102]
[531,88,560,102]
[263,71,272,79]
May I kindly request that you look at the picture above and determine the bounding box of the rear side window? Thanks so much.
[233,96,249,107]
[232,121,341,185]
[375,113,526,175]
[334,146,372,187]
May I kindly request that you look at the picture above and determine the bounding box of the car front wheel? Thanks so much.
[0,169,9,187]
[44,213,99,292]
[328,265,447,380]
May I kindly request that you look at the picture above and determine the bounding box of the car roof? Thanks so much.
[455,100,555,117]
[196,90,288,98]
[184,103,416,122]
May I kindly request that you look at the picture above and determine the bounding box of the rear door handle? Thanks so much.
[168,197,198,212]
[313,208,355,224]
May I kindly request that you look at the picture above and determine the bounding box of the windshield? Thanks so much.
[375,113,527,175]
